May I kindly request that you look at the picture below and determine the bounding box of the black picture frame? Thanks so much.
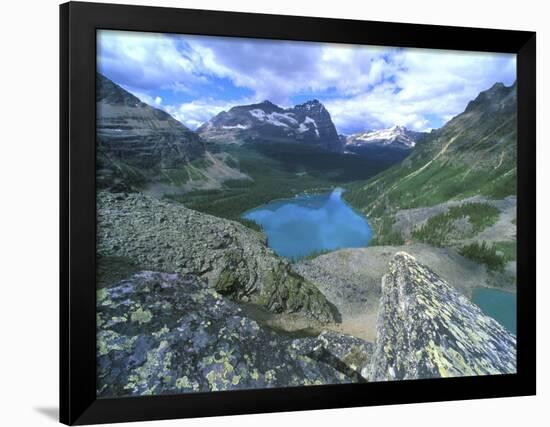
[60,1,536,425]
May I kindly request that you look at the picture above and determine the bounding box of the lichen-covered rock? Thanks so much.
[97,191,338,323]
[97,272,366,397]
[370,252,516,381]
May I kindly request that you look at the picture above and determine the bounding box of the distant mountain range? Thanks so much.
[198,99,343,152]
[344,125,427,161]
[97,72,427,174]
[97,73,516,201]
[197,99,430,163]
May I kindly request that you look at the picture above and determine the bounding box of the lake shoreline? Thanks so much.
[242,188,373,260]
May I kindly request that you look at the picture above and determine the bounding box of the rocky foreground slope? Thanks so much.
[97,271,370,397]
[97,247,516,396]
[97,191,337,323]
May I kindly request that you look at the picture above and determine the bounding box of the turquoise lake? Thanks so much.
[472,287,516,334]
[243,188,373,259]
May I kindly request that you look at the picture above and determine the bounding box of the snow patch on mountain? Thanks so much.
[298,116,319,137]
[250,109,320,134]
[249,109,267,121]
[249,109,299,128]
[222,124,250,130]
[267,112,299,127]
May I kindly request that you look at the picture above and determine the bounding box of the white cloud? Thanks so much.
[154,96,162,106]
[187,38,395,104]
[325,48,516,133]
[97,30,206,93]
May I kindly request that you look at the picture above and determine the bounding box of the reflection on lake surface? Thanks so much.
[243,188,372,259]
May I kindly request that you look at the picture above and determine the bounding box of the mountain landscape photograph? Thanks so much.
[95,29,518,397]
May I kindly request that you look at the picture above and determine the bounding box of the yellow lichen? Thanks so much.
[130,307,153,324]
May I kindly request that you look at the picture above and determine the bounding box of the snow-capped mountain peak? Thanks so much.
[346,125,422,149]
[198,99,342,152]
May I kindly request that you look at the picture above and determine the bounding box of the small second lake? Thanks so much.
[472,287,516,334]
[243,188,373,259]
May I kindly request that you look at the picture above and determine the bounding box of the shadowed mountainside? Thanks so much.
[96,73,205,190]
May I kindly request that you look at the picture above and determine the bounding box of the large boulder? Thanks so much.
[370,252,516,381]
[96,251,518,397]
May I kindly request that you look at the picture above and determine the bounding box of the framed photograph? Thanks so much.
[60,1,536,424]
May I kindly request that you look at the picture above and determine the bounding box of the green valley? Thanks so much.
[164,142,395,225]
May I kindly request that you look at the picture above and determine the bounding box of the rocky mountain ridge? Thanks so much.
[345,125,424,150]
[96,73,205,190]
[198,99,343,152]
[411,81,517,168]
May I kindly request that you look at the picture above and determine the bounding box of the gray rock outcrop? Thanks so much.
[370,252,516,381]
[97,251,517,397]
[97,191,338,323]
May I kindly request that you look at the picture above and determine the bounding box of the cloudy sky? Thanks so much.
[97,30,516,134]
